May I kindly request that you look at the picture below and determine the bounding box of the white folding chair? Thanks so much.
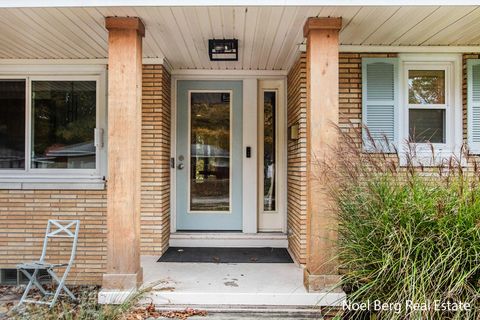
[15,219,80,309]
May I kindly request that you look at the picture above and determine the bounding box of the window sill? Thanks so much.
[398,149,465,167]
[0,176,106,190]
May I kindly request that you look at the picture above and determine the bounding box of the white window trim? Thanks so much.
[398,54,463,166]
[257,79,287,233]
[0,64,107,189]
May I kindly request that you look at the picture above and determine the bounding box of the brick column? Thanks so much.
[303,17,342,292]
[103,17,145,290]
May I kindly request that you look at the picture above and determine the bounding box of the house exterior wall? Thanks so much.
[0,190,107,285]
[338,53,397,145]
[286,52,382,264]
[2,53,477,284]
[140,64,171,256]
[286,53,307,264]
[286,51,478,266]
[338,52,478,159]
[0,64,171,285]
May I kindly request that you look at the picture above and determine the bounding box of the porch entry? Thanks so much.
[176,80,243,231]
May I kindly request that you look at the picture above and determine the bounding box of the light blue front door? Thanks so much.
[176,80,243,231]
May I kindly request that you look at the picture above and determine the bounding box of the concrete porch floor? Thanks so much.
[137,255,346,309]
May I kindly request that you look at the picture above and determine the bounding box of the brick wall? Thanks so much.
[0,190,107,285]
[339,53,479,157]
[0,64,171,285]
[287,52,451,264]
[140,64,171,256]
[286,52,479,265]
[286,53,395,264]
[286,53,307,264]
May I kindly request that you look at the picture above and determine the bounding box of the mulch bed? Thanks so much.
[0,285,207,320]
[0,286,22,319]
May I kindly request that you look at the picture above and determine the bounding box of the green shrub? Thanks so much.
[329,130,480,320]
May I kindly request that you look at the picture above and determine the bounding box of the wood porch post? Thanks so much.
[103,17,145,290]
[303,17,342,292]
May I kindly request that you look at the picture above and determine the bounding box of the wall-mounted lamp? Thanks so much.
[297,43,307,53]
[288,123,299,140]
[209,39,239,61]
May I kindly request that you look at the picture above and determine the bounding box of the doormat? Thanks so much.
[157,247,293,263]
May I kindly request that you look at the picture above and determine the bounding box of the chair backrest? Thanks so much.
[39,220,80,264]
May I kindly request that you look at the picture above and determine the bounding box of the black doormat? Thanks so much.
[157,247,293,263]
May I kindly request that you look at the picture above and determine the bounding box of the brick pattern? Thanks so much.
[0,64,171,285]
[0,190,107,285]
[339,52,480,161]
[3,54,477,284]
[287,52,414,264]
[141,65,171,256]
[286,53,307,264]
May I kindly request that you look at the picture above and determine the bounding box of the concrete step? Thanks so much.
[169,232,289,248]
[154,305,339,319]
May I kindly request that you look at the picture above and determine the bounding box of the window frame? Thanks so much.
[0,65,107,188]
[0,75,28,173]
[257,79,286,232]
[398,54,463,164]
[405,64,449,144]
[260,89,278,214]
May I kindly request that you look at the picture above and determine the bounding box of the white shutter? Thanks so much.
[362,58,398,153]
[467,59,480,154]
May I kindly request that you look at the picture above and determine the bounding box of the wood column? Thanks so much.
[103,17,145,290]
[303,17,342,292]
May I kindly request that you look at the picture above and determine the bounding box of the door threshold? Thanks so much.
[169,232,288,248]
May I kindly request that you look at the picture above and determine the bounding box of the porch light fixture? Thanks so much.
[288,123,299,140]
[208,39,239,61]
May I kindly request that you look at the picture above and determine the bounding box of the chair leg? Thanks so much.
[47,269,77,306]
[19,269,48,296]
[14,269,39,310]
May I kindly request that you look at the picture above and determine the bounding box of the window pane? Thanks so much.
[0,80,25,169]
[409,109,445,143]
[408,70,445,104]
[31,81,96,169]
[190,92,230,212]
[264,91,276,211]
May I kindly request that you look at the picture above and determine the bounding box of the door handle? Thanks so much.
[177,163,185,170]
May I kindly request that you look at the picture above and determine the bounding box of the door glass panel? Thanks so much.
[263,91,276,211]
[190,92,230,212]
[0,80,26,169]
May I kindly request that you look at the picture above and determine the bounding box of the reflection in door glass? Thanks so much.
[264,91,276,211]
[190,92,230,212]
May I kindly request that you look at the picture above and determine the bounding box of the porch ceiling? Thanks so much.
[0,6,480,70]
